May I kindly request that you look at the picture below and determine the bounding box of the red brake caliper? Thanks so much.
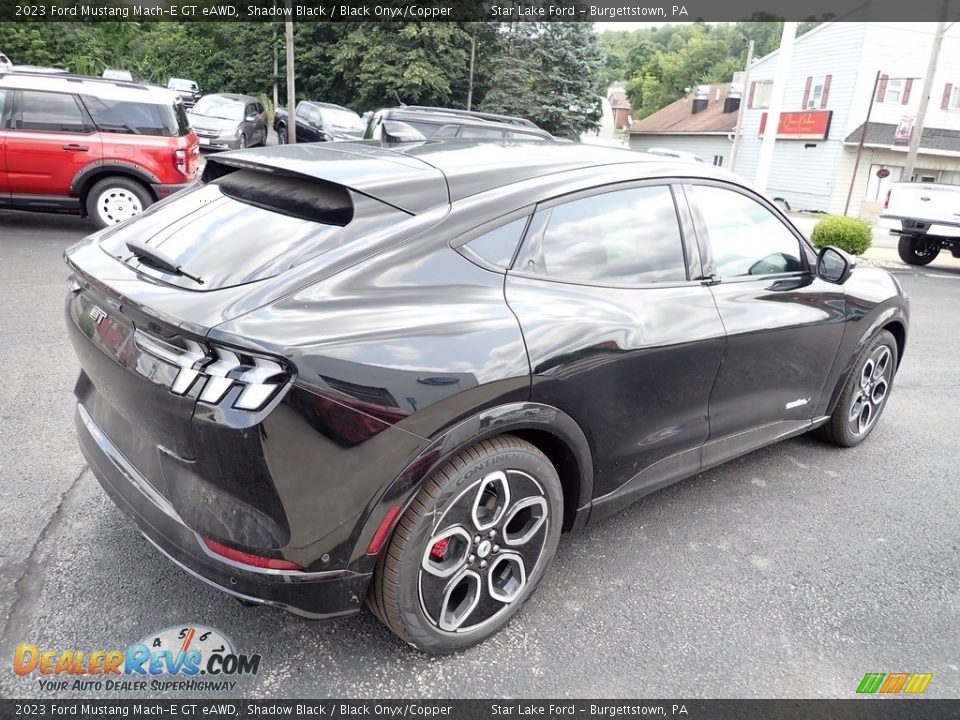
[429,537,449,561]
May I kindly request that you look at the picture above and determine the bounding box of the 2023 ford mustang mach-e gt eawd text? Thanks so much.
[65,140,908,652]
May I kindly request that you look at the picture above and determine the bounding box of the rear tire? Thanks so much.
[86,177,152,229]
[898,235,939,265]
[367,435,563,653]
[815,329,898,447]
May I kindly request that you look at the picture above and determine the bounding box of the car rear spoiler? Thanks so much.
[202,144,449,214]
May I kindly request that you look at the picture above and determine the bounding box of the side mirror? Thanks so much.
[817,246,856,284]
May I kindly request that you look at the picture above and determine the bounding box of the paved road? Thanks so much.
[1,209,958,700]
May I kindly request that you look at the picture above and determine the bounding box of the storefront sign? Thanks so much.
[758,110,833,140]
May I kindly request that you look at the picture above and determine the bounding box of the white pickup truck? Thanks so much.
[880,182,960,265]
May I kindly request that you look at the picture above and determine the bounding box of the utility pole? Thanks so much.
[466,31,477,111]
[903,13,950,180]
[756,22,797,191]
[285,10,296,144]
[845,71,882,216]
[272,20,278,112]
[729,38,754,174]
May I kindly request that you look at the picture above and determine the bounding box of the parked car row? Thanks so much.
[0,61,560,229]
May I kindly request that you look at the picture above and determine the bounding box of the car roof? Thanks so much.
[0,71,179,103]
[378,106,552,138]
[206,93,259,104]
[303,101,357,113]
[205,139,740,215]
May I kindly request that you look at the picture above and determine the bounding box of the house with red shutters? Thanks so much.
[735,21,960,217]
[630,22,960,218]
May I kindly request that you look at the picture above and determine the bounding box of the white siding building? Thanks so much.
[735,22,960,218]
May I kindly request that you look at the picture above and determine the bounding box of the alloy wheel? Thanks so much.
[847,344,892,436]
[418,469,550,633]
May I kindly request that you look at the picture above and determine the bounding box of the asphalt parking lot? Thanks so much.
[1,209,958,699]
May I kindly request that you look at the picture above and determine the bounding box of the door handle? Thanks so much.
[62,144,89,152]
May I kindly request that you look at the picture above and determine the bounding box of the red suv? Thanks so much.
[0,71,199,227]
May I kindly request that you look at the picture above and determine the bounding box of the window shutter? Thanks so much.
[802,76,812,108]
[748,82,756,108]
[943,83,953,109]
[820,75,832,108]
[876,75,889,102]
[902,78,913,105]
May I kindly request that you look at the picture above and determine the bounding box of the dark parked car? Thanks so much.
[274,101,365,144]
[65,141,908,653]
[364,106,556,142]
[167,77,202,108]
[189,93,267,150]
[0,70,199,228]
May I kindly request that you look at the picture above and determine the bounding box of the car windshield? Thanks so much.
[168,78,197,92]
[320,108,365,132]
[192,96,244,121]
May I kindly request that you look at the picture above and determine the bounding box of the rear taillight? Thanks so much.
[174,148,188,176]
[134,330,290,412]
[884,189,891,209]
[201,537,302,571]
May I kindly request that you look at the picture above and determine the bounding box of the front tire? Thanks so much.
[816,329,898,447]
[368,435,563,653]
[86,177,152,229]
[898,235,939,265]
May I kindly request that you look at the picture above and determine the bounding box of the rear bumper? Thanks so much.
[196,136,241,151]
[76,402,369,619]
[880,215,960,238]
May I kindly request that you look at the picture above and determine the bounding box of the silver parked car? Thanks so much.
[188,93,267,150]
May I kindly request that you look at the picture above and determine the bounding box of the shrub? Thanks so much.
[259,92,274,125]
[810,215,873,255]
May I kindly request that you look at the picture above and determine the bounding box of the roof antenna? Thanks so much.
[394,91,406,108]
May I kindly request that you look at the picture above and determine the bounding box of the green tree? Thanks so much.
[482,23,603,138]
[328,23,472,111]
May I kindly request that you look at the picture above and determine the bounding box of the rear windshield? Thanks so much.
[192,96,244,121]
[81,95,190,137]
[320,107,365,132]
[92,167,420,292]
[168,78,197,92]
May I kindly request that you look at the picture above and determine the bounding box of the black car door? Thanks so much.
[505,182,726,511]
[683,181,846,467]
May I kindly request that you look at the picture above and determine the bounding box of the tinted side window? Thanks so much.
[524,186,687,285]
[459,126,506,139]
[462,217,529,268]
[401,120,443,137]
[82,96,183,136]
[19,91,88,133]
[691,185,803,277]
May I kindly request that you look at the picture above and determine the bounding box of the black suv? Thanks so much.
[364,106,555,142]
[65,140,908,653]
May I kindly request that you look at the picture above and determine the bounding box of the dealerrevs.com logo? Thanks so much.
[13,625,261,693]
